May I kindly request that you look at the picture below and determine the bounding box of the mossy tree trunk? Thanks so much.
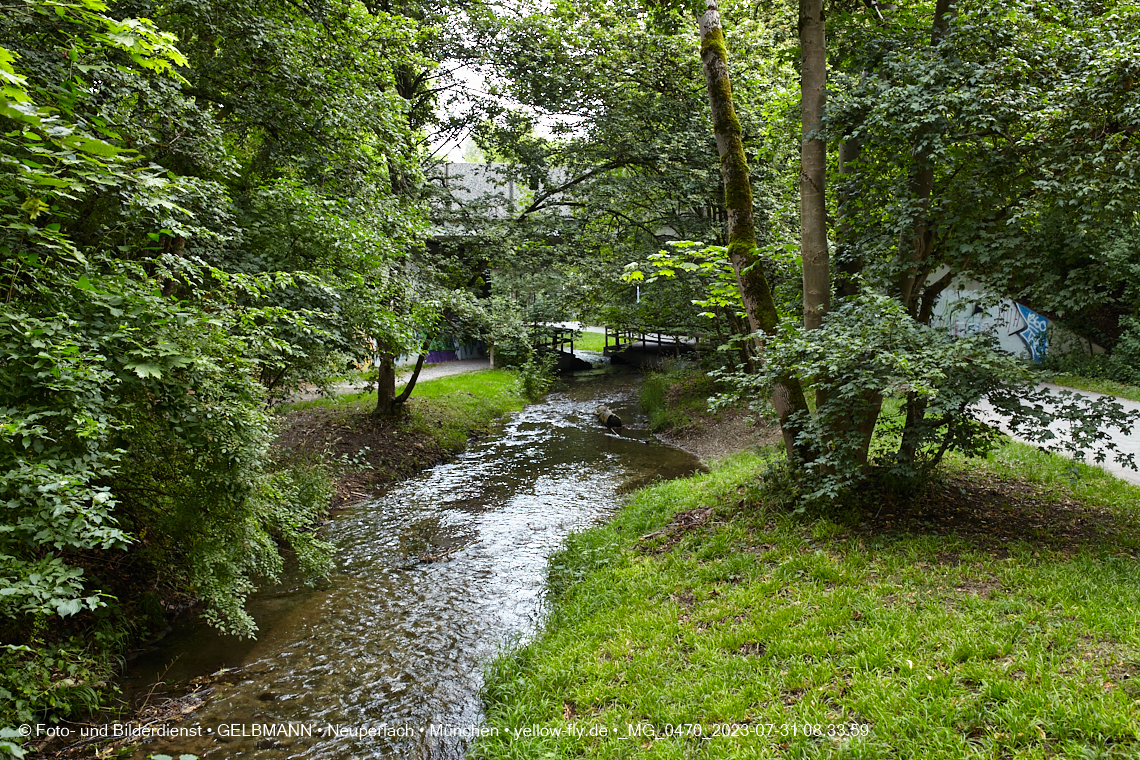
[698,0,814,464]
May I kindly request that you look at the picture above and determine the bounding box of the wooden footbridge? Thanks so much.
[530,324,705,369]
[600,326,703,358]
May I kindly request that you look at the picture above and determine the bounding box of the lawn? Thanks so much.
[573,331,608,352]
[476,443,1140,759]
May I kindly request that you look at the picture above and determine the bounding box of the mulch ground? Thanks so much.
[853,473,1134,556]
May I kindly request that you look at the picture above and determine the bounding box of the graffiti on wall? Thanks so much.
[948,300,1049,362]
[1013,303,1049,362]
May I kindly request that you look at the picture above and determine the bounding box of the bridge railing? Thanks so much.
[530,324,578,354]
[604,326,706,354]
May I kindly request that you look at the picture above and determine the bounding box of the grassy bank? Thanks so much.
[276,369,527,506]
[1039,373,1140,404]
[281,369,526,449]
[476,444,1140,759]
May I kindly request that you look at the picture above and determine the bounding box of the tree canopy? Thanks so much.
[2,0,1139,737]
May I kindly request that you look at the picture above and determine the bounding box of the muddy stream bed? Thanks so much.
[124,371,699,759]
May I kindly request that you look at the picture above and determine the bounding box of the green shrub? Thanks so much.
[1043,319,1140,386]
[639,360,721,432]
[0,272,335,725]
[516,353,559,401]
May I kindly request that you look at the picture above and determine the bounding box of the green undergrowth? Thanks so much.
[1039,373,1140,404]
[476,445,1140,759]
[640,361,725,433]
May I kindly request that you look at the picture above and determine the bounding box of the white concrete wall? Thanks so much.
[930,278,1097,362]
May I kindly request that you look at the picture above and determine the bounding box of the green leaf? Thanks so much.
[59,133,126,158]
[126,362,163,379]
[56,598,82,616]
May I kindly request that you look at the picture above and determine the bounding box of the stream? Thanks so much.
[125,370,700,759]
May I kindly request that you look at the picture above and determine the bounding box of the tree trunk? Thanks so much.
[897,0,957,465]
[896,0,957,317]
[375,352,397,416]
[699,0,814,464]
[800,0,829,332]
[596,406,622,429]
[835,135,864,299]
[832,135,883,465]
[376,338,431,416]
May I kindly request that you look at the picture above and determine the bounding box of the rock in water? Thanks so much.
[596,405,622,429]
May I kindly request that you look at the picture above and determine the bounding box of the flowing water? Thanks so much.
[126,371,699,759]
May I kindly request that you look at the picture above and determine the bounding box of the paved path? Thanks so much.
[980,383,1140,486]
[289,358,491,403]
[397,357,490,383]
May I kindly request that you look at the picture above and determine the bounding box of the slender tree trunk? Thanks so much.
[835,135,864,299]
[393,337,431,405]
[832,134,883,465]
[896,0,956,316]
[699,0,813,463]
[897,0,957,465]
[800,0,829,332]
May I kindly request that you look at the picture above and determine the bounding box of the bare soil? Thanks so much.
[275,399,478,508]
[656,407,781,462]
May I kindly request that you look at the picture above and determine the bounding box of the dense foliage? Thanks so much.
[464,0,803,334]
[2,0,1139,742]
[475,0,1140,499]
[829,0,1140,354]
[0,0,439,733]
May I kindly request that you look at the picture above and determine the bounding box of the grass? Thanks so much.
[1039,372,1140,404]
[402,371,528,448]
[574,331,608,352]
[476,443,1140,759]
[282,368,520,411]
[640,361,725,433]
[279,369,526,452]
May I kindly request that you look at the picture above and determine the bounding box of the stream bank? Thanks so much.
[85,368,702,760]
[275,369,528,508]
[26,370,527,760]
